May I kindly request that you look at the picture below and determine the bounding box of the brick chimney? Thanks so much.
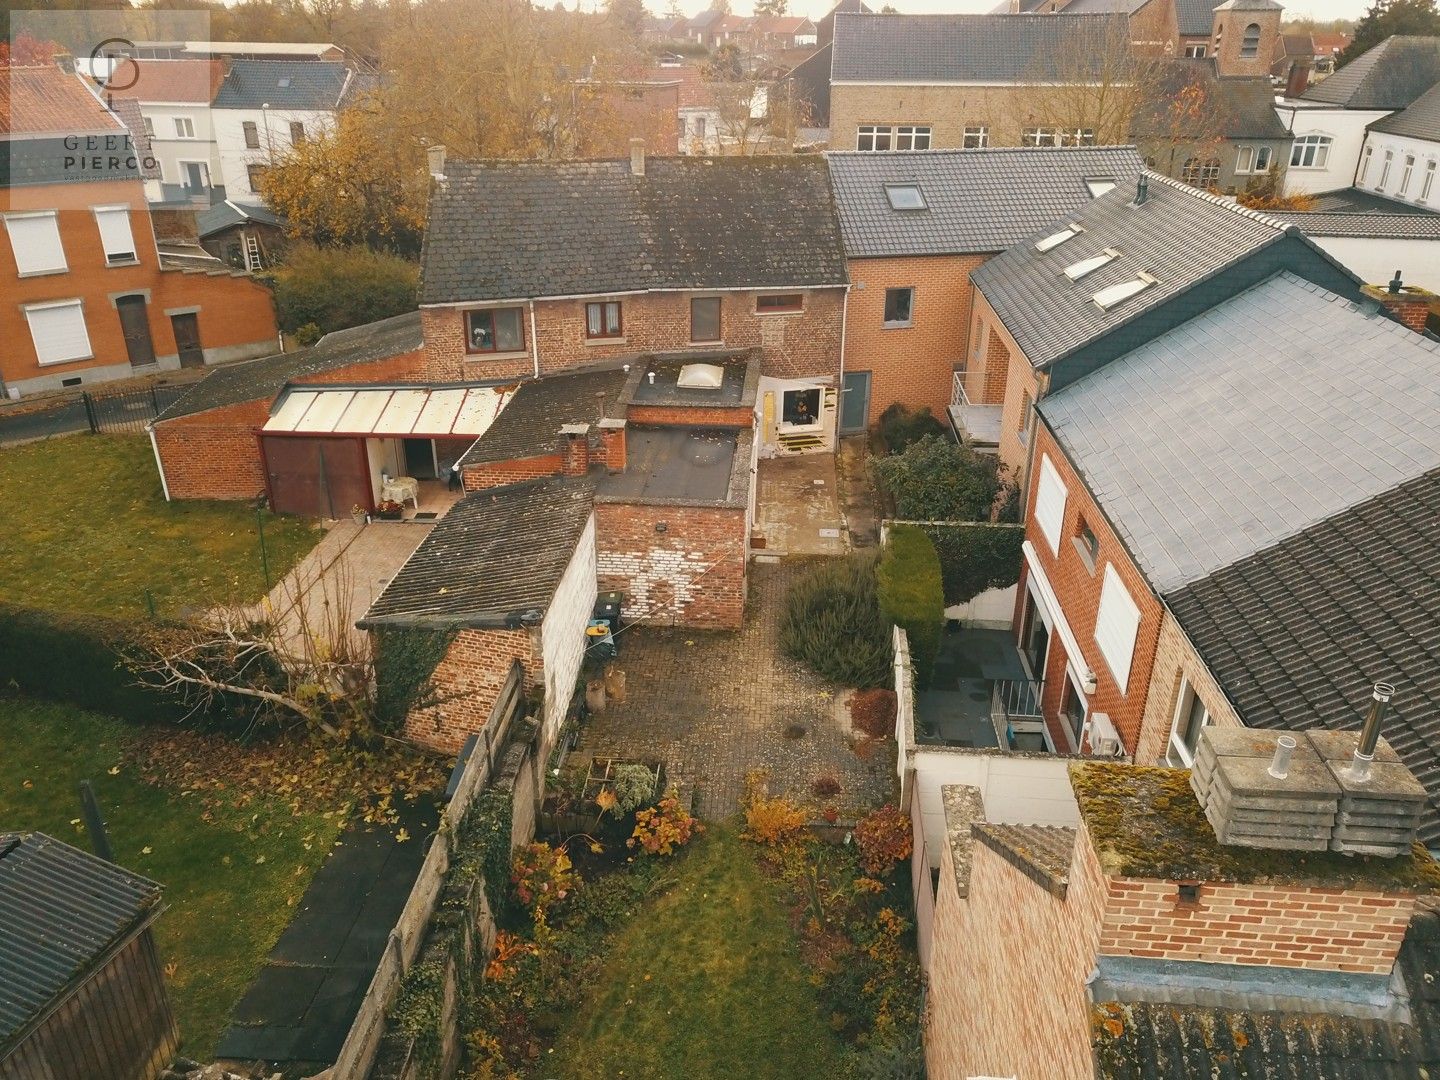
[1285,59,1311,98]
[597,417,627,474]
[1363,273,1434,334]
[559,423,590,476]
[629,137,646,177]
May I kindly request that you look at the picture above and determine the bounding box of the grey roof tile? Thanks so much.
[827,146,1144,258]
[458,366,629,467]
[195,199,285,237]
[212,60,351,111]
[420,156,848,305]
[1175,0,1222,36]
[972,823,1075,897]
[1300,35,1440,109]
[1370,77,1440,141]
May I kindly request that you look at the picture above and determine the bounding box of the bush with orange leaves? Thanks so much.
[740,770,809,846]
[853,804,912,875]
[628,788,702,856]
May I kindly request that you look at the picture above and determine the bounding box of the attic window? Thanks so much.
[1085,177,1117,198]
[1063,248,1119,282]
[885,184,926,211]
[1092,273,1158,311]
[277,77,292,87]
[677,363,724,390]
[1035,224,1084,253]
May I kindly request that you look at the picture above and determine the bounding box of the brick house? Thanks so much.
[1017,273,1440,844]
[419,145,849,458]
[1,65,278,398]
[825,146,1143,431]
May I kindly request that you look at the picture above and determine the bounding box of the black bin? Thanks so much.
[592,591,624,634]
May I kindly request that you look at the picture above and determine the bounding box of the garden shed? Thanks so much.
[0,832,177,1080]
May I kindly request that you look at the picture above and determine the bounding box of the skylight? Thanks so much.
[1035,224,1084,252]
[1085,177,1117,198]
[1064,248,1120,281]
[1092,273,1158,311]
[278,77,292,88]
[885,184,926,211]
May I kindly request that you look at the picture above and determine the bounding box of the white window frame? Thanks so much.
[1063,248,1119,281]
[1400,154,1415,196]
[92,205,138,266]
[1377,149,1394,190]
[1236,145,1254,174]
[1092,273,1157,311]
[1184,43,1207,58]
[4,210,67,277]
[23,298,93,366]
[1165,677,1211,767]
[1093,563,1140,693]
[1290,134,1331,169]
[857,124,931,152]
[962,125,989,149]
[1034,453,1067,556]
[1422,161,1436,204]
[1358,146,1373,184]
[173,115,196,139]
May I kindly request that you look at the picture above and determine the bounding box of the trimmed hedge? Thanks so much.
[922,523,1024,606]
[779,556,892,689]
[871,435,1002,522]
[878,526,945,688]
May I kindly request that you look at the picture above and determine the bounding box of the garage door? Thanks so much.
[261,435,370,518]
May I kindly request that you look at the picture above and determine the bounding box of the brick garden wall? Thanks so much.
[625,404,754,427]
[461,453,565,491]
[401,628,539,754]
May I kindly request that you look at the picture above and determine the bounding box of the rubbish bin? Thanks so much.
[593,591,624,634]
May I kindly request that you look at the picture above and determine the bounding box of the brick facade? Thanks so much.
[971,289,1047,478]
[421,288,845,385]
[625,404,754,427]
[1210,7,1281,78]
[843,254,987,425]
[399,627,539,754]
[1133,610,1244,766]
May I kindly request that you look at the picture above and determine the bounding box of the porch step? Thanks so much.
[777,432,826,452]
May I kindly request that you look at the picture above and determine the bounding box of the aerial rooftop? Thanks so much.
[1298,35,1440,109]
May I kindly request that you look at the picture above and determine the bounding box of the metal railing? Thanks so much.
[82,384,190,434]
[991,678,1046,748]
[951,368,971,409]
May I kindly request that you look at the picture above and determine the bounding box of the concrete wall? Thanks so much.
[540,514,598,750]
[1307,234,1440,295]
[946,582,1017,629]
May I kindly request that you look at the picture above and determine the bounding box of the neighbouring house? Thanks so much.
[1354,79,1440,209]
[744,16,819,51]
[196,197,286,270]
[652,66,769,154]
[131,40,349,63]
[825,145,1144,430]
[581,76,682,157]
[1277,35,1440,195]
[774,44,834,133]
[0,833,178,1080]
[924,756,1440,1078]
[113,57,227,201]
[0,64,279,398]
[1310,29,1351,74]
[1272,189,1440,297]
[1272,29,1316,91]
[419,145,849,458]
[642,16,690,44]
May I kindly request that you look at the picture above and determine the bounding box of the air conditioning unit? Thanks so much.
[1085,712,1124,757]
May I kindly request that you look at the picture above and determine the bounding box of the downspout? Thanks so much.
[528,299,540,379]
[147,423,172,501]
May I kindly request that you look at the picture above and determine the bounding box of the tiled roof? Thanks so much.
[195,199,285,238]
[458,366,629,467]
[0,65,123,135]
[420,156,848,305]
[358,477,594,629]
[0,833,163,1047]
[1370,78,1440,141]
[212,60,350,110]
[0,135,140,187]
[827,146,1144,258]
[830,12,1123,83]
[1037,272,1440,595]
[1306,185,1440,213]
[110,58,225,103]
[1273,209,1440,238]
[1301,36,1440,109]
[108,97,161,181]
[972,824,1075,897]
[969,172,1290,370]
[155,311,423,421]
[1174,0,1220,36]
[1165,467,1440,845]
[777,44,833,126]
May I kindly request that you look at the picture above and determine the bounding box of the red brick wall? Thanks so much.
[422,289,844,385]
[625,404,754,427]
[462,454,564,491]
[844,254,988,425]
[295,348,428,386]
[1016,425,1165,753]
[593,501,747,628]
[400,627,539,754]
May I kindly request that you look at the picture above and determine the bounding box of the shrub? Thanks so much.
[779,555,891,689]
[877,526,945,687]
[876,403,944,454]
[850,689,898,740]
[854,805,913,876]
[811,774,842,799]
[742,774,810,846]
[871,434,1002,521]
[628,789,702,855]
[922,523,1025,606]
[608,763,657,817]
[511,842,578,919]
[270,243,419,338]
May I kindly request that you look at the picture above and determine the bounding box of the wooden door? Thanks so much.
[263,436,371,518]
[116,295,156,368]
[170,312,204,369]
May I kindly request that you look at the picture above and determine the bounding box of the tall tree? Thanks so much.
[754,0,788,16]
[1340,0,1440,66]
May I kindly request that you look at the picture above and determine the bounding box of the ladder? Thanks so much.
[244,231,262,271]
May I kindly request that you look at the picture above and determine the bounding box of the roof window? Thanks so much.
[278,77,292,87]
[1092,273,1158,311]
[677,363,725,390]
[1064,248,1120,282]
[1035,224,1084,252]
[1085,177,1117,198]
[885,184,926,211]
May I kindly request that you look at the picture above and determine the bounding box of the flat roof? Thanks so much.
[625,350,758,408]
[597,427,739,504]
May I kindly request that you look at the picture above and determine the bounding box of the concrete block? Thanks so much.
[1305,730,1402,765]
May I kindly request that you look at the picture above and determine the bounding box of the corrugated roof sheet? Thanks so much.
[0,833,163,1049]
[1300,35,1440,109]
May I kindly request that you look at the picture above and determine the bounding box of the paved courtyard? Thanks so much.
[574,559,897,820]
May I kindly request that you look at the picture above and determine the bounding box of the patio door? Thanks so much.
[116,295,156,368]
[840,371,870,434]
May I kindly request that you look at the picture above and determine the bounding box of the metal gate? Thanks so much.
[82,384,190,434]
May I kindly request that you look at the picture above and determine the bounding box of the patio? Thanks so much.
[753,454,850,556]
[918,626,1049,752]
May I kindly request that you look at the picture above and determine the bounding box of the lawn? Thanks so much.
[0,434,319,617]
[0,696,349,1059]
[545,828,849,1079]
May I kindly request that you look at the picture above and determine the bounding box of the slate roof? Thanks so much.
[1134,63,1291,140]
[1036,271,1440,595]
[829,12,1124,83]
[1165,466,1440,845]
[458,366,629,467]
[155,311,423,421]
[0,833,164,1049]
[420,156,848,305]
[972,824,1076,897]
[1300,36,1440,110]
[1273,209,1440,238]
[1175,0,1220,37]
[1306,185,1440,213]
[195,199,285,238]
[827,146,1144,258]
[0,135,140,187]
[358,477,595,629]
[969,172,1292,370]
[0,65,124,135]
[1371,77,1440,142]
[212,60,351,111]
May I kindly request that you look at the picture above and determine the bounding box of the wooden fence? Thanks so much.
[323,661,526,1080]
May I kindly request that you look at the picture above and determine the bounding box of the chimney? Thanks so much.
[1285,60,1311,98]
[427,144,447,181]
[1133,174,1149,205]
[629,137,646,177]
[597,417,627,474]
[559,423,590,476]
[1362,272,1434,333]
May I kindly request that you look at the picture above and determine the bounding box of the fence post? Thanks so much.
[149,384,160,415]
[82,391,98,434]
[256,506,271,590]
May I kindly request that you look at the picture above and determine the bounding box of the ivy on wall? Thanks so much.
[372,627,458,731]
[920,523,1025,607]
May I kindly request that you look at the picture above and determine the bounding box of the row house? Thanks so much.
[420,144,849,458]
[1353,77,1440,210]
[1,64,278,398]
[825,145,1144,430]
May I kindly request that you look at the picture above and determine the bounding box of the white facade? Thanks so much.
[1306,234,1440,293]
[212,105,337,200]
[1275,100,1393,195]
[137,100,221,195]
[1354,127,1440,208]
[540,513,599,746]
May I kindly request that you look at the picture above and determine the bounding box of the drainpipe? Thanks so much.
[147,423,172,502]
[528,299,540,379]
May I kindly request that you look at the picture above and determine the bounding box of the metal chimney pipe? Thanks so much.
[1267,735,1297,780]
[1135,174,1149,205]
[1388,270,1403,295]
[1348,681,1395,782]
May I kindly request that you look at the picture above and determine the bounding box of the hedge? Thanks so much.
[921,523,1025,606]
[877,526,945,688]
[779,556,892,689]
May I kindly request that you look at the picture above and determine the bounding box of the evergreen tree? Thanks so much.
[1340,0,1440,67]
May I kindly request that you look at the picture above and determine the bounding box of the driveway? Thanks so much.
[574,560,897,820]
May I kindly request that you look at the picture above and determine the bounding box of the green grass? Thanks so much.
[0,434,319,617]
[0,697,345,1059]
[546,829,849,1079]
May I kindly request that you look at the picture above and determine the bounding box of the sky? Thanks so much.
[655,0,1369,25]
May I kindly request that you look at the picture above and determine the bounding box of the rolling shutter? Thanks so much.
[25,300,92,366]
[1094,564,1140,693]
[4,212,66,275]
[94,206,138,264]
[1034,453,1067,555]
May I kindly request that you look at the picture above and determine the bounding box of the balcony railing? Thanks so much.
[951,367,970,409]
[949,367,1003,449]
[991,678,1049,751]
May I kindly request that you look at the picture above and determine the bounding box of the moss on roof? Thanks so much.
[1071,762,1440,893]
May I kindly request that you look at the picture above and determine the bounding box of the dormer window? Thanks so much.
[1092,273,1158,311]
[885,184,926,210]
[1085,178,1116,198]
[1035,224,1084,253]
[1064,249,1119,282]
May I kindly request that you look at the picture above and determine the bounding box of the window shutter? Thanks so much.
[5,212,66,275]
[1034,454,1067,555]
[25,301,92,366]
[1094,564,1140,693]
[94,207,137,263]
